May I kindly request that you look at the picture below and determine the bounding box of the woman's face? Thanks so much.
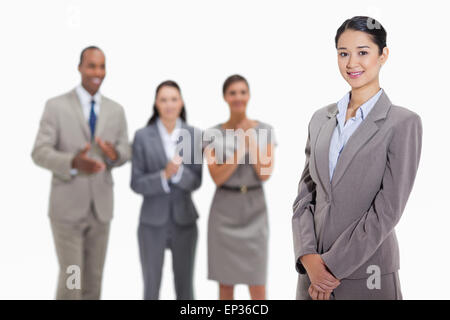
[223,81,250,114]
[155,86,184,121]
[337,29,388,90]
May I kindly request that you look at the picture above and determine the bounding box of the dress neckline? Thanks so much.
[218,120,260,131]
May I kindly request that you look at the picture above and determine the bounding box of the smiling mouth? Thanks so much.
[91,77,102,85]
[347,71,364,79]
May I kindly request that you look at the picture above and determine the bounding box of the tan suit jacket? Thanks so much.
[32,88,131,223]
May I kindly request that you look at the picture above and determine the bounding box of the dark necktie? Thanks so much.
[89,99,96,140]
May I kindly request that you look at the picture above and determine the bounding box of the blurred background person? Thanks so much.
[205,74,276,300]
[31,46,131,299]
[130,80,202,300]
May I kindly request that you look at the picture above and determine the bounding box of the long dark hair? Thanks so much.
[147,80,187,125]
[335,16,387,55]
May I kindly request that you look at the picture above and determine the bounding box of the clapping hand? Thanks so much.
[71,143,105,174]
[95,137,118,161]
[164,154,182,179]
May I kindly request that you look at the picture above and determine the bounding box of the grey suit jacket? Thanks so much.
[31,88,131,223]
[130,120,202,227]
[292,90,422,280]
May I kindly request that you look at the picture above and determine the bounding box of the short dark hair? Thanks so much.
[79,46,103,66]
[147,80,187,125]
[335,16,387,55]
[222,74,249,96]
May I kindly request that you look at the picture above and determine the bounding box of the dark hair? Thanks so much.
[335,16,387,55]
[222,74,249,96]
[147,80,187,125]
[79,46,103,66]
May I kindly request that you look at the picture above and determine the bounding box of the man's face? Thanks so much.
[78,49,106,95]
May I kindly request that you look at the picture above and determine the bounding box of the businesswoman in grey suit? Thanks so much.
[205,75,276,300]
[292,16,422,300]
[131,80,203,300]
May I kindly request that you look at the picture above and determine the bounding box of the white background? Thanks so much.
[0,0,448,299]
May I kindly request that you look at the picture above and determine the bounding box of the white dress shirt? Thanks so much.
[328,89,383,181]
[75,84,101,120]
[157,117,184,193]
[71,85,102,176]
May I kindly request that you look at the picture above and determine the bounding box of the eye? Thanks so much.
[359,51,368,55]
[339,52,348,57]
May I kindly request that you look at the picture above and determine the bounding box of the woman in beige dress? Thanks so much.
[205,74,276,300]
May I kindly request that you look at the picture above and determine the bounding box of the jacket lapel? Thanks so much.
[331,90,392,188]
[94,95,107,138]
[147,122,168,167]
[69,89,90,141]
[314,104,338,195]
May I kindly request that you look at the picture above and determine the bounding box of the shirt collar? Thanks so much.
[156,117,182,141]
[336,88,383,123]
[336,92,351,123]
[76,84,101,105]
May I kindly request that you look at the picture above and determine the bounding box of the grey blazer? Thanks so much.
[292,90,422,280]
[31,89,131,223]
[130,120,202,227]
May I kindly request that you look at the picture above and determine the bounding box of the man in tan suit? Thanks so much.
[31,46,131,299]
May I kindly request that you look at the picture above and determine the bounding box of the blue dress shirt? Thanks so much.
[328,89,383,181]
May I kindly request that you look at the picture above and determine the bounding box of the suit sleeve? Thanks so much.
[31,100,74,181]
[292,121,318,274]
[105,106,131,168]
[321,114,423,280]
[171,163,202,191]
[130,132,168,196]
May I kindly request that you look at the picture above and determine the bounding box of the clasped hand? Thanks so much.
[300,253,340,300]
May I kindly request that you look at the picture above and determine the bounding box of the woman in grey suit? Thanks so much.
[292,16,422,300]
[205,75,276,300]
[131,80,202,300]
